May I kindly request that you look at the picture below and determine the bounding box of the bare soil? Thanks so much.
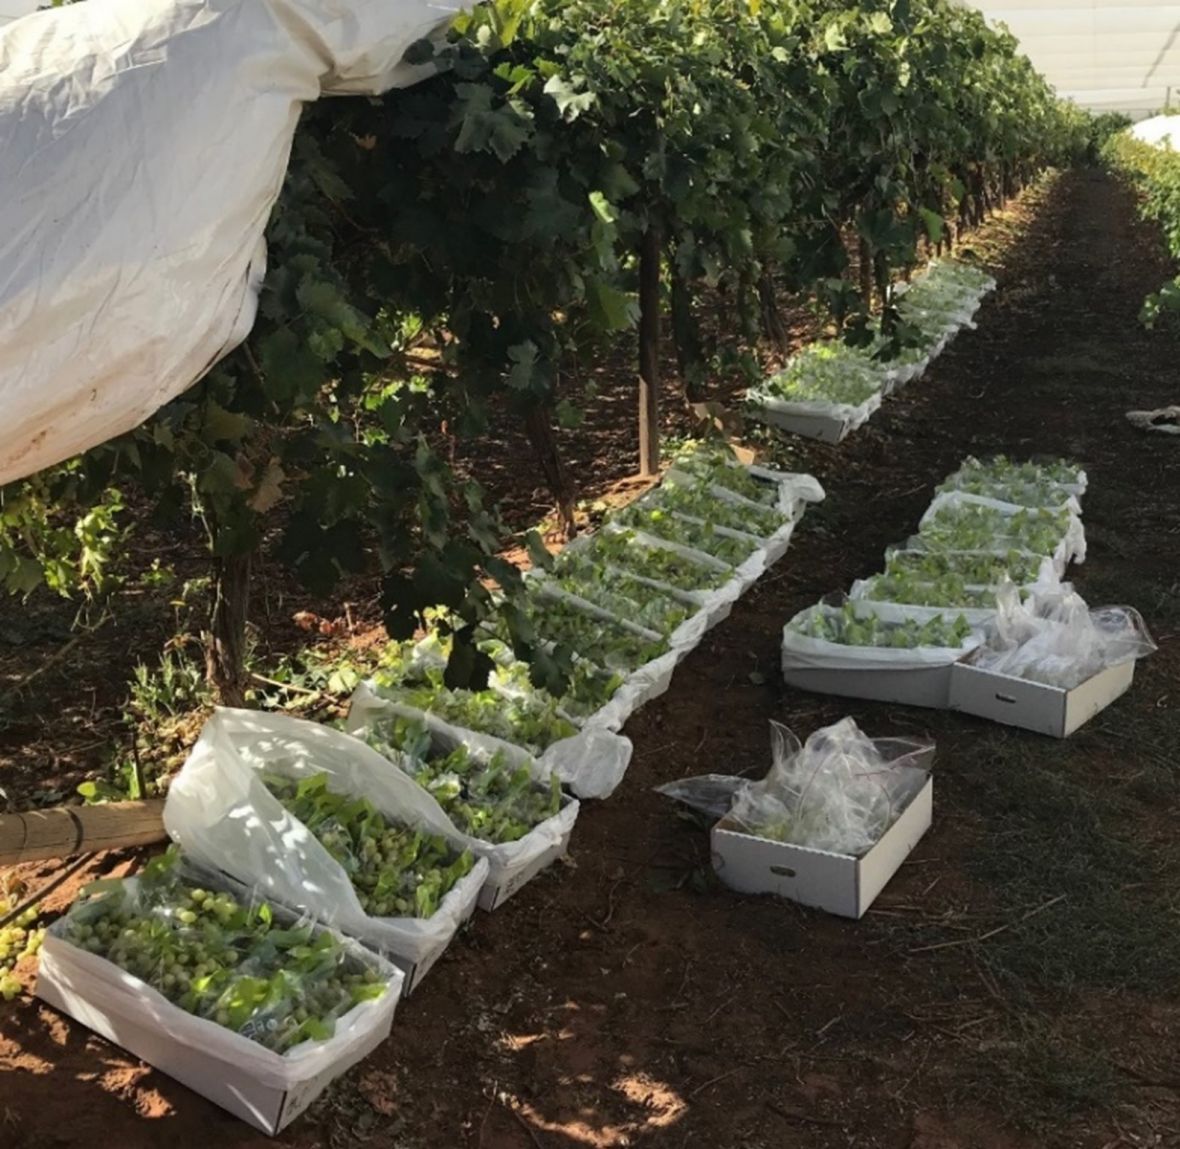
[3,166,1180,1149]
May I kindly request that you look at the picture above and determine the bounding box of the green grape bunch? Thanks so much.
[585,528,729,593]
[550,554,692,637]
[885,547,1044,586]
[759,343,882,407]
[373,640,578,752]
[918,501,1071,556]
[263,773,475,919]
[634,477,786,539]
[489,654,623,722]
[0,902,44,1002]
[485,593,668,673]
[364,716,564,846]
[613,503,757,567]
[669,443,782,509]
[59,852,388,1052]
[857,572,997,609]
[791,603,974,649]
[947,455,1083,493]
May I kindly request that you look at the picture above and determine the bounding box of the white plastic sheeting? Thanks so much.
[1131,112,1180,146]
[0,0,457,486]
[0,0,36,28]
[967,2,1180,117]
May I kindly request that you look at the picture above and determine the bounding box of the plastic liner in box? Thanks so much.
[351,709,581,911]
[918,491,1086,570]
[163,709,489,992]
[36,868,404,1135]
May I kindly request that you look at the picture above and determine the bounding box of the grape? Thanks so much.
[613,503,757,566]
[856,572,998,609]
[373,640,578,752]
[753,260,994,411]
[262,773,475,920]
[491,656,622,722]
[582,528,729,592]
[628,475,787,539]
[488,593,669,672]
[363,716,564,845]
[942,454,1083,496]
[760,342,883,406]
[0,901,44,999]
[669,443,781,508]
[884,547,1044,586]
[790,603,973,649]
[58,852,389,1052]
[918,501,1072,556]
[549,556,692,637]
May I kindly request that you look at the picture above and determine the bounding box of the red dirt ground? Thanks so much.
[3,166,1180,1149]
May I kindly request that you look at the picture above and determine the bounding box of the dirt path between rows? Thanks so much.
[3,166,1179,1149]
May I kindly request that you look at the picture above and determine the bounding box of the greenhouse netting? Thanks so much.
[968,2,1180,117]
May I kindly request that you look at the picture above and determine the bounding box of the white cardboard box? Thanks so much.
[749,405,853,444]
[710,775,933,918]
[35,930,402,1135]
[780,662,956,709]
[394,881,480,995]
[948,659,1135,738]
[477,806,576,912]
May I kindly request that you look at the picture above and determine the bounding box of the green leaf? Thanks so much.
[524,530,554,571]
[555,399,583,428]
[543,74,597,121]
[588,191,618,226]
[451,83,533,162]
[918,208,944,244]
[203,402,252,445]
[585,279,639,331]
[256,329,325,405]
[506,341,539,390]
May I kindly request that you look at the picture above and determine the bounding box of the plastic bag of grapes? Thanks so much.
[727,719,932,857]
[782,602,983,671]
[971,582,1157,689]
[352,712,580,910]
[37,851,403,1132]
[164,710,490,992]
[346,645,635,800]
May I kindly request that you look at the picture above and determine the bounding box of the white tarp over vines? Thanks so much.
[0,0,456,486]
[966,2,1180,118]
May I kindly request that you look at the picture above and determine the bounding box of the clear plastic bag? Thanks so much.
[55,852,399,1056]
[654,719,932,857]
[729,719,932,857]
[973,584,1158,688]
[163,709,489,973]
[653,774,753,820]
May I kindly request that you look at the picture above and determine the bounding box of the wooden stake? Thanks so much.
[0,800,167,868]
[638,224,662,477]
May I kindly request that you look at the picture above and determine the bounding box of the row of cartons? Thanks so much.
[739,462,1129,919]
[781,457,1128,737]
[782,650,1135,738]
[34,709,578,1134]
[32,459,824,1136]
